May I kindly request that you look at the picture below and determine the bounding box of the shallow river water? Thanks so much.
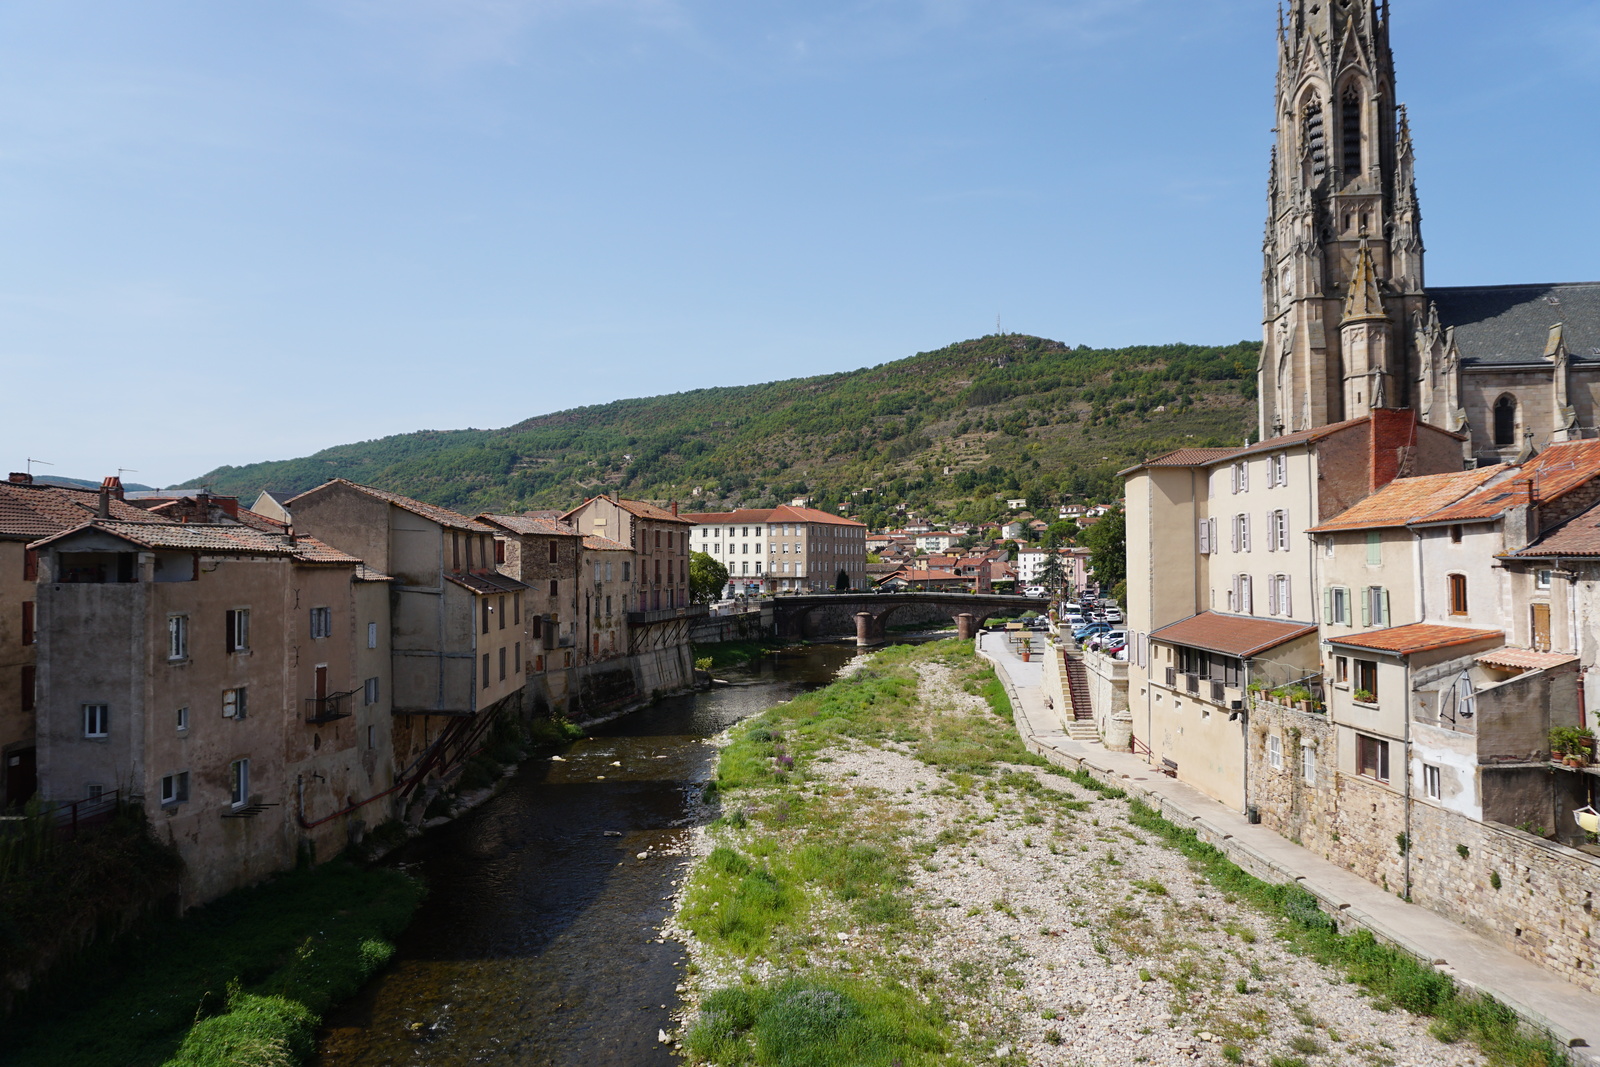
[313,641,868,1067]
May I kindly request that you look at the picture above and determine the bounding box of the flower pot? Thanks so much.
[1296,700,1313,712]
[1021,651,1031,663]
[1552,750,1567,763]
[1566,756,1585,768]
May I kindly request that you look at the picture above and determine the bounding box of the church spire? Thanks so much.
[1343,236,1387,323]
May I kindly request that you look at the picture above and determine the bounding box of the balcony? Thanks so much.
[305,690,357,724]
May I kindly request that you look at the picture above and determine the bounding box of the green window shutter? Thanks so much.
[1361,589,1371,627]
[1341,587,1353,626]
[1366,531,1381,566]
[1381,588,1391,627]
[1323,587,1332,621]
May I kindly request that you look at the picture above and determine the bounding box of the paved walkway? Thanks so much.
[976,632,1600,1064]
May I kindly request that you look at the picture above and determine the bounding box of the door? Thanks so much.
[5,747,37,809]
[314,665,328,714]
[1531,603,1551,652]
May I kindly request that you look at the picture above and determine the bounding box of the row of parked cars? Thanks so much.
[1062,601,1127,659]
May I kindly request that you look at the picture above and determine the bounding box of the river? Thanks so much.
[313,640,871,1067]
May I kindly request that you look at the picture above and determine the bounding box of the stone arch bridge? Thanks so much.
[771,592,1048,645]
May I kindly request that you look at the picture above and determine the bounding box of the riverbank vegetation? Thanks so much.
[694,638,788,670]
[3,861,422,1067]
[672,640,1563,1067]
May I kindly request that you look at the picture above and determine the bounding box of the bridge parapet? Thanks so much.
[772,592,1047,641]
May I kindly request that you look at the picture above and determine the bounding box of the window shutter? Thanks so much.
[1381,588,1391,627]
[1266,512,1275,552]
[1199,519,1210,554]
[1323,587,1332,621]
[1242,515,1251,552]
[1267,577,1278,615]
[1360,590,1370,627]
[1231,517,1240,553]
[1366,531,1381,566]
[1243,575,1253,615]
[1282,577,1292,617]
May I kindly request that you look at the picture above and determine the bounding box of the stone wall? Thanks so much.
[1081,648,1131,748]
[690,609,772,645]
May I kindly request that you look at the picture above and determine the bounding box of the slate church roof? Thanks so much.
[1431,282,1600,366]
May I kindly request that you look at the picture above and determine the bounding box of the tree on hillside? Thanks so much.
[1039,553,1065,595]
[1081,507,1126,591]
[689,552,730,604]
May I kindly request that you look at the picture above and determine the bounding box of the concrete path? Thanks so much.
[975,632,1600,1064]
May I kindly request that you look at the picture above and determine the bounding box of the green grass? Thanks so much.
[684,975,952,1067]
[4,861,422,1067]
[694,639,786,669]
[1122,798,1566,1067]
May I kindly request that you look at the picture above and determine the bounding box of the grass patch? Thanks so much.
[680,846,804,956]
[685,975,951,1066]
[694,639,785,670]
[4,861,422,1067]
[1124,799,1566,1067]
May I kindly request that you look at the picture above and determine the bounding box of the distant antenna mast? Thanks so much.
[118,468,139,480]
[996,313,1003,336]
[26,457,54,476]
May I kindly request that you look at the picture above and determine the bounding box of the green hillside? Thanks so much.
[180,335,1259,527]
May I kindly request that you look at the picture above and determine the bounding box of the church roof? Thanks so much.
[1431,282,1600,365]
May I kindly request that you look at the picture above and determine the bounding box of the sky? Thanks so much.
[2,0,1596,487]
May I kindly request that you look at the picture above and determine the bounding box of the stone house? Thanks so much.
[287,480,528,772]
[565,495,693,609]
[29,519,393,907]
[0,474,173,809]
[476,514,586,676]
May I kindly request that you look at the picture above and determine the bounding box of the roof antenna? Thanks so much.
[27,457,54,477]
[118,467,138,479]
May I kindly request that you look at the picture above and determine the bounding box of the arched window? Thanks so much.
[1493,395,1517,446]
[1303,98,1326,178]
[1341,87,1362,176]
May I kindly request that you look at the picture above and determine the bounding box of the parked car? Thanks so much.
[1073,622,1111,641]
[1104,609,1123,624]
[1064,613,1085,628]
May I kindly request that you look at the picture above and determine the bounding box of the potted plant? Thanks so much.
[1550,726,1570,762]
[1354,688,1375,704]
[1019,637,1032,663]
[1285,685,1314,711]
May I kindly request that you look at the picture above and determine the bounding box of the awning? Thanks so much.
[1148,612,1318,659]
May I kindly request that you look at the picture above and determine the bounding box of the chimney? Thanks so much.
[8,472,30,485]
[101,475,124,501]
[671,501,679,517]
[97,486,111,519]
[610,488,619,503]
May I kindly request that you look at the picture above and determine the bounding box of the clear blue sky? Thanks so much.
[3,0,1596,487]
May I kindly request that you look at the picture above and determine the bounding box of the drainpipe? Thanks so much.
[1403,666,1413,900]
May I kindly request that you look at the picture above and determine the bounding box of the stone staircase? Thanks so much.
[1060,650,1100,742]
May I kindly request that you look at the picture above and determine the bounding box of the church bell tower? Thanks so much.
[1260,0,1426,438]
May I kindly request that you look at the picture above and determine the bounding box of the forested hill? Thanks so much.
[180,335,1259,527]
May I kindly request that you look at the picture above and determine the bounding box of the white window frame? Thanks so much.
[1536,569,1552,590]
[83,703,109,738]
[167,614,189,661]
[368,621,378,649]
[1422,762,1441,800]
[1268,733,1283,770]
[161,770,189,806]
[227,608,251,653]
[1301,741,1316,784]
[310,606,332,639]
[363,677,380,706]
[177,705,189,732]
[229,758,250,808]
[222,687,248,720]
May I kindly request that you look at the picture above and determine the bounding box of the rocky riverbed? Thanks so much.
[665,645,1485,1067]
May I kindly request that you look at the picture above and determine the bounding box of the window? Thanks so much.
[1357,734,1390,781]
[1362,586,1389,627]
[83,704,109,738]
[1355,660,1377,701]
[1231,461,1249,494]
[1449,524,1463,544]
[1422,763,1441,800]
[177,705,189,732]
[1199,518,1211,554]
[482,653,490,688]
[1334,655,1349,685]
[85,784,104,801]
[1301,742,1316,784]
[1326,585,1351,625]
[548,541,559,563]
[222,687,248,719]
[498,595,507,630]
[494,539,506,564]
[21,601,35,646]
[368,725,376,749]
[550,579,559,598]
[1365,531,1381,566]
[481,598,491,635]
[1493,395,1517,447]
[1323,536,1334,558]
[499,646,507,681]
[225,609,250,653]
[310,606,332,639]
[1536,569,1552,590]
[1232,513,1250,552]
[1270,453,1289,487]
[1268,574,1292,616]
[1447,574,1468,615]
[1304,97,1325,178]
[1273,510,1290,551]
[514,642,521,673]
[160,771,189,806]
[363,677,379,705]
[229,759,250,807]
[1341,86,1361,174]
[605,595,612,616]
[1229,573,1253,615]
[513,593,521,624]
[1268,734,1283,770]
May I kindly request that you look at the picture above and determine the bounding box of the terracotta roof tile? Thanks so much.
[1511,497,1600,557]
[1123,447,1242,473]
[680,505,865,528]
[582,535,632,552]
[478,513,581,538]
[355,563,393,582]
[1476,647,1579,671]
[1149,612,1317,658]
[0,484,172,540]
[1308,467,1507,532]
[1420,441,1600,524]
[445,571,530,595]
[30,520,363,565]
[1329,623,1503,656]
[290,479,493,533]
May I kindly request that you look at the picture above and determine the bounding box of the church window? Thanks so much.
[1303,100,1326,178]
[1341,87,1362,175]
[1493,395,1517,446]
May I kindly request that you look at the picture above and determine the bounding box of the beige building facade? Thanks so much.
[685,505,868,595]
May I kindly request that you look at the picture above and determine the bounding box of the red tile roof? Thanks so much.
[30,520,363,565]
[582,535,632,552]
[0,484,171,540]
[446,571,530,595]
[1122,447,1242,473]
[680,504,865,528]
[1329,623,1504,656]
[1308,467,1506,532]
[290,479,494,533]
[1419,441,1600,524]
[1149,612,1317,658]
[478,513,581,538]
[1476,647,1578,671]
[1511,497,1600,557]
